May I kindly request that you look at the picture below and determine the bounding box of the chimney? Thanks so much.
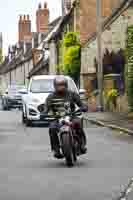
[18,14,32,43]
[36,2,49,33]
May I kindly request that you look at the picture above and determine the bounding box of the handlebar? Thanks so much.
[40,109,82,120]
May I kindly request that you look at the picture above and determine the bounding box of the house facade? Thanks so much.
[0,0,126,91]
[81,0,133,111]
[0,2,60,89]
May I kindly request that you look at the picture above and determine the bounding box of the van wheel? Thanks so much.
[22,111,26,124]
[25,118,32,127]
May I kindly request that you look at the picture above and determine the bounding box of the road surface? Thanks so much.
[0,110,133,199]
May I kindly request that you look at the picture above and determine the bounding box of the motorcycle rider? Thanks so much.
[45,76,88,159]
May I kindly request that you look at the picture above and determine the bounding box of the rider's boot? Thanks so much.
[53,148,64,159]
[80,130,87,154]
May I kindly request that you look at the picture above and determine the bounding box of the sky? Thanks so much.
[0,0,62,56]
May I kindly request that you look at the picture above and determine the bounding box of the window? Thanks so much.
[30,78,78,93]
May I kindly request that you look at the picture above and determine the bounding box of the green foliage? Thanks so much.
[58,32,81,84]
[63,45,80,75]
[104,89,118,98]
[103,89,118,111]
[63,32,80,48]
[126,25,133,111]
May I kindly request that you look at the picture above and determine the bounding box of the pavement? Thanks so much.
[85,112,133,135]
[1,110,133,199]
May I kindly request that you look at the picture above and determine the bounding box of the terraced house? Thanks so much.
[29,0,121,79]
[0,2,60,90]
[0,0,126,92]
[81,0,133,112]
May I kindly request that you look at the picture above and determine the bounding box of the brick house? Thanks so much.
[29,1,78,77]
[46,0,124,81]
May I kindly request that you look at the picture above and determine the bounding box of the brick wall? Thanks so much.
[79,0,122,45]
[80,0,96,44]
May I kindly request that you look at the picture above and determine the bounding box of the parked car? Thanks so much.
[2,85,26,110]
[22,75,85,126]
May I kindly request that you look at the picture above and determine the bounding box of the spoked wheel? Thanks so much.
[61,133,75,167]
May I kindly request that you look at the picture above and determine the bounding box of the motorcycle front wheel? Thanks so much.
[61,133,76,167]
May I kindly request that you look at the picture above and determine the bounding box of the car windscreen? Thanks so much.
[30,78,78,93]
[30,79,54,93]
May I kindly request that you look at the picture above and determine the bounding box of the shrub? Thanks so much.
[126,26,133,111]
[58,32,81,85]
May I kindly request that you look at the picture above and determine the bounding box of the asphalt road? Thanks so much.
[0,110,133,199]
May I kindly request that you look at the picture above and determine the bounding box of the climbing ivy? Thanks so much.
[126,25,133,111]
[58,32,81,85]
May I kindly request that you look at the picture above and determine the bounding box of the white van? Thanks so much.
[22,75,83,126]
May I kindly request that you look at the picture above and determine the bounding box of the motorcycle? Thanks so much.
[40,102,85,167]
[58,109,83,167]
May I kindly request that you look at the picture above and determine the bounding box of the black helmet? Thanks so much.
[54,76,68,90]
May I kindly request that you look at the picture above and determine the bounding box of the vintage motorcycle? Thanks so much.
[39,102,85,167]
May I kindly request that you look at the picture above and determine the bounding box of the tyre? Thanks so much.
[6,105,10,111]
[61,133,75,167]
[25,109,32,127]
[25,118,32,127]
[2,99,7,110]
[2,104,6,111]
[3,105,10,111]
[22,110,26,124]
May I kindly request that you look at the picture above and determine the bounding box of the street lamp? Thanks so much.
[96,0,104,111]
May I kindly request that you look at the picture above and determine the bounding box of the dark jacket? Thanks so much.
[45,90,87,114]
